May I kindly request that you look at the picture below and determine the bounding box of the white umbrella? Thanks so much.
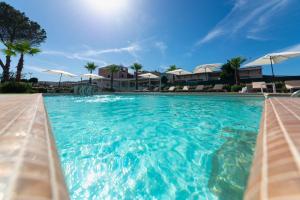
[139,73,159,88]
[80,74,104,79]
[244,51,300,92]
[166,69,192,75]
[193,63,222,81]
[81,73,104,85]
[43,69,76,87]
[166,69,192,84]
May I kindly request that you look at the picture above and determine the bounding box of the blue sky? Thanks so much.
[2,0,300,81]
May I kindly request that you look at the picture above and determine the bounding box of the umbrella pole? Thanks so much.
[270,57,276,93]
[58,73,62,87]
[159,75,161,92]
[205,68,208,81]
[148,77,150,88]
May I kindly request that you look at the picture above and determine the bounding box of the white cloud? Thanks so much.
[26,65,47,73]
[154,41,167,55]
[42,43,141,65]
[83,43,141,57]
[282,43,300,52]
[196,0,292,45]
[198,29,224,45]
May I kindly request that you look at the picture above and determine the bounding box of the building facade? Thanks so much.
[98,65,132,79]
[175,66,263,83]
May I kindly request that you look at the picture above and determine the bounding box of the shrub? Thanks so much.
[0,82,32,93]
[29,77,38,83]
[32,87,47,93]
[231,85,243,92]
[223,85,231,92]
[102,88,115,92]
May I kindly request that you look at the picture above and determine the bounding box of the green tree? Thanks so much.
[166,65,179,83]
[130,63,142,90]
[166,64,178,72]
[84,62,98,83]
[161,75,168,85]
[229,56,246,85]
[13,41,41,81]
[0,2,46,81]
[1,42,16,81]
[220,62,235,83]
[107,64,120,90]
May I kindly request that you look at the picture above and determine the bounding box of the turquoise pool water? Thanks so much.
[44,95,263,200]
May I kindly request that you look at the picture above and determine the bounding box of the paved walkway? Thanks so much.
[245,97,300,200]
[0,94,68,200]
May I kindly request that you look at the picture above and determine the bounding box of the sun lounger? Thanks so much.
[168,86,176,92]
[211,84,224,92]
[182,86,189,91]
[252,82,267,93]
[239,87,248,93]
[153,87,159,92]
[195,85,204,91]
[291,90,300,97]
[285,80,300,92]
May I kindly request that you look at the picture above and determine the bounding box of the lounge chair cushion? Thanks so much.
[195,85,204,91]
[212,84,224,90]
[285,80,300,89]
[182,86,189,91]
[252,82,267,89]
[168,86,175,91]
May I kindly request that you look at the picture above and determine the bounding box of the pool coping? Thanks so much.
[0,93,299,199]
[244,97,300,200]
[0,94,69,200]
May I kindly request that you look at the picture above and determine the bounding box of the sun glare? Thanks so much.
[83,0,129,16]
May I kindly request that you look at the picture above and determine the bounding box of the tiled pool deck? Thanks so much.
[0,94,69,200]
[245,97,300,200]
[0,94,299,200]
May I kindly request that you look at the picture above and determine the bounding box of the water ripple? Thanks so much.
[45,95,263,200]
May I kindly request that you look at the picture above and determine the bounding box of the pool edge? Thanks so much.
[244,97,300,200]
[1,94,299,199]
[0,94,69,200]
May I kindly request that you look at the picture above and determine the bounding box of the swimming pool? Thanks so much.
[44,94,263,200]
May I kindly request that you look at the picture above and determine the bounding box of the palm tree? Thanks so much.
[107,64,120,90]
[166,64,178,72]
[229,56,246,85]
[130,63,142,90]
[84,62,98,83]
[1,42,16,81]
[166,65,178,83]
[13,41,40,82]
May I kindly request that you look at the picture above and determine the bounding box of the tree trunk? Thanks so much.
[110,73,114,90]
[89,70,92,84]
[2,55,11,82]
[16,53,24,82]
[234,68,239,85]
[135,70,138,90]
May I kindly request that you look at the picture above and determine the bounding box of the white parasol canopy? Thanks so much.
[166,69,192,75]
[193,63,222,81]
[244,51,300,93]
[80,74,104,79]
[43,69,76,77]
[139,73,159,88]
[244,52,300,67]
[43,69,77,86]
[139,73,159,79]
[193,63,222,73]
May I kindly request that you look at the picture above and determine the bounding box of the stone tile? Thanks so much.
[245,97,300,200]
[0,94,69,200]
